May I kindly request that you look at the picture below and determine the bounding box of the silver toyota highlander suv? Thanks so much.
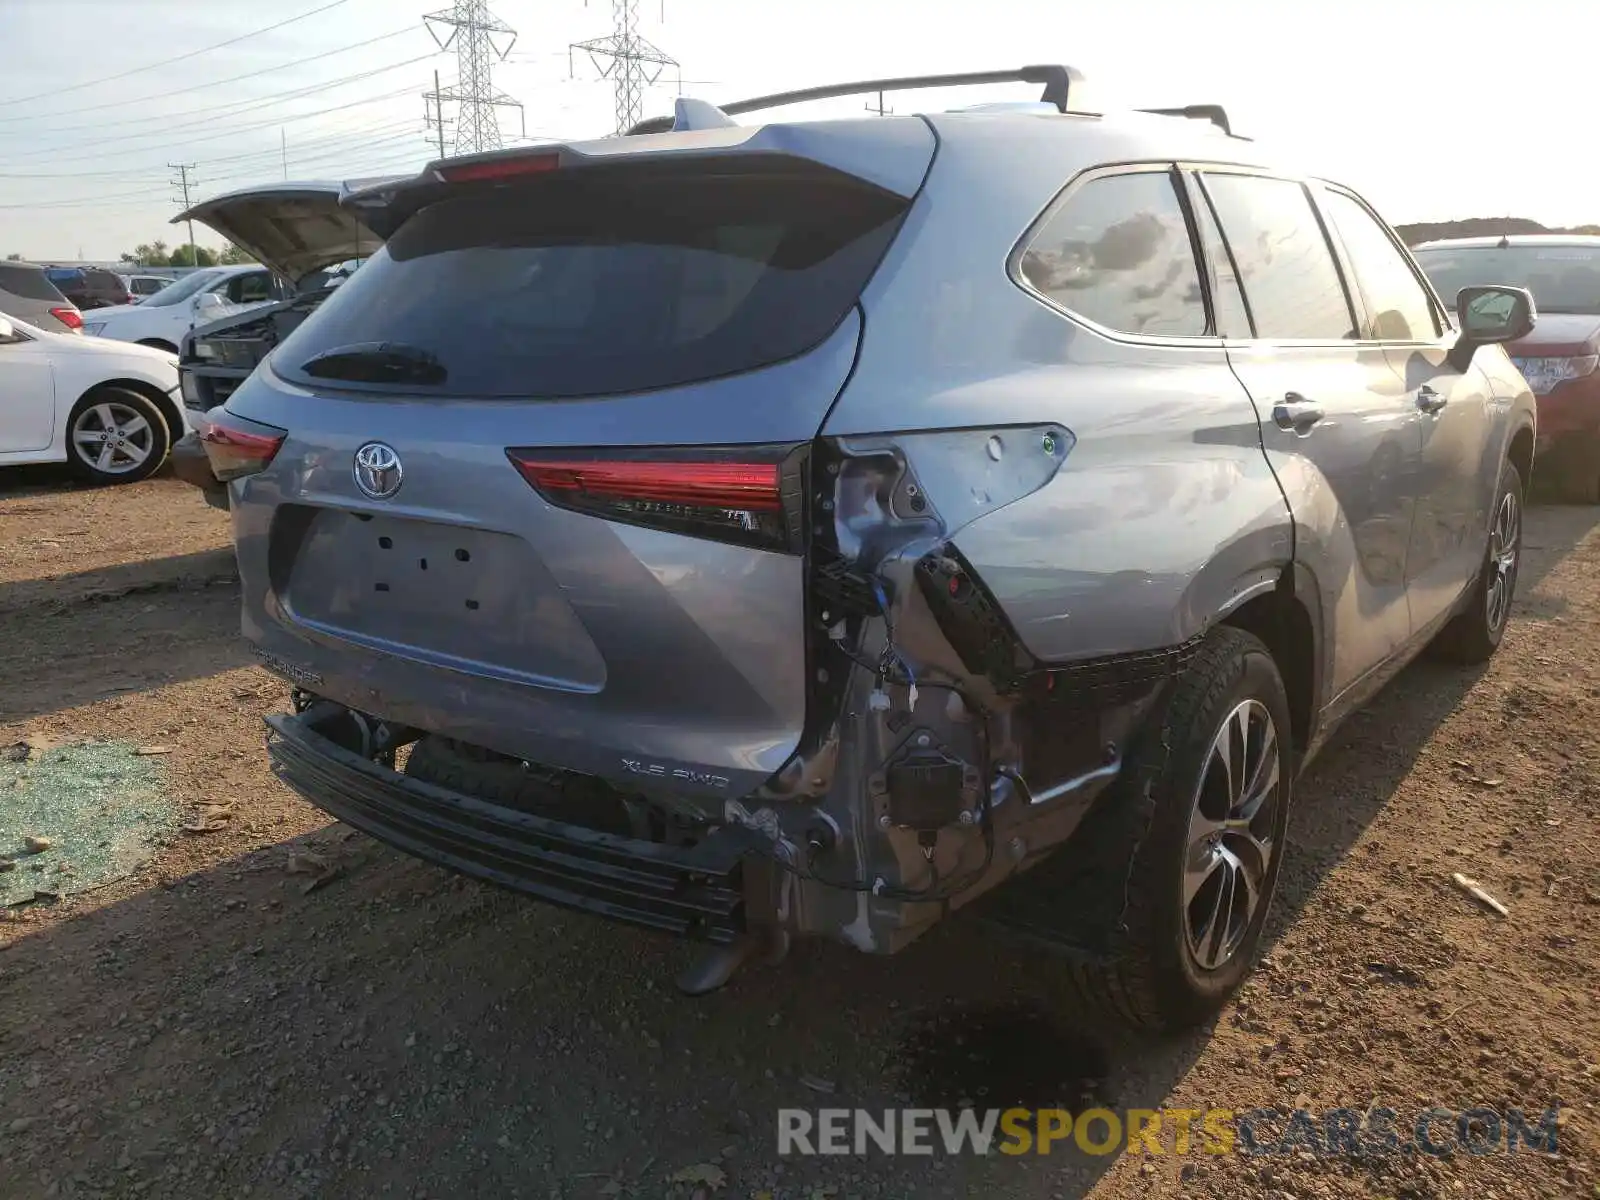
[199,67,1537,1031]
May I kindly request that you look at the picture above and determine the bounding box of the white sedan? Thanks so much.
[0,311,186,485]
[80,264,285,353]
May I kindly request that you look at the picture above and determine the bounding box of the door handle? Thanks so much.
[1417,385,1448,414]
[1272,393,1325,435]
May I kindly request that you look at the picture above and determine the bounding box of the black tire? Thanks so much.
[65,387,171,485]
[135,338,179,354]
[1063,627,1295,1033]
[1432,460,1523,663]
[403,735,634,834]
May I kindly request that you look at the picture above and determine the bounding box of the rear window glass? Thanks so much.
[1413,244,1600,315]
[1018,171,1207,337]
[272,167,908,398]
[0,265,67,302]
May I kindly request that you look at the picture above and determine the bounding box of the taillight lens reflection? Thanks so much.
[200,410,287,482]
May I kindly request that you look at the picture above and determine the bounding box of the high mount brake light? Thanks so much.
[506,449,799,553]
[200,410,287,482]
[436,154,560,184]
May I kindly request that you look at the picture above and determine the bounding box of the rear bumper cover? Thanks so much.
[169,430,230,510]
[265,710,756,943]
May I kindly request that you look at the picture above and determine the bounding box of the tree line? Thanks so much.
[117,241,255,268]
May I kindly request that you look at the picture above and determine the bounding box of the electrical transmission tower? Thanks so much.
[169,162,198,266]
[424,0,524,155]
[571,0,679,135]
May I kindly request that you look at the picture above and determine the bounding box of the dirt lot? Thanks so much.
[1,467,1596,1200]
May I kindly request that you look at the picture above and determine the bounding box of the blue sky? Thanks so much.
[0,0,1589,260]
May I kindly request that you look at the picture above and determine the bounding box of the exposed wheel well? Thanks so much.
[76,379,184,447]
[135,338,179,354]
[1222,585,1315,754]
[1508,425,1534,495]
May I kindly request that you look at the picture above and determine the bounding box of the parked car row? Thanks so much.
[152,68,1550,1032]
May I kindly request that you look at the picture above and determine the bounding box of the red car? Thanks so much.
[1414,235,1600,501]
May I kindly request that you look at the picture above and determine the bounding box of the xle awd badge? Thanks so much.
[353,442,403,500]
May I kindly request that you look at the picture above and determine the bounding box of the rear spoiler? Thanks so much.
[341,120,939,239]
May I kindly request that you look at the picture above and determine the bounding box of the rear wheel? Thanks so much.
[66,388,170,485]
[1432,460,1523,663]
[1063,627,1294,1032]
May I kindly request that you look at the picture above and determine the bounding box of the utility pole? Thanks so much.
[424,0,523,154]
[281,128,288,180]
[572,0,679,135]
[423,68,449,160]
[866,91,893,117]
[169,163,197,266]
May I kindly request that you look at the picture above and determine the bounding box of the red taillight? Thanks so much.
[507,449,797,552]
[437,153,559,184]
[50,307,82,330]
[200,410,287,482]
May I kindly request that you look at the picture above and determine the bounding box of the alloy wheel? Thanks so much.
[71,401,154,476]
[1486,489,1520,633]
[1183,699,1281,972]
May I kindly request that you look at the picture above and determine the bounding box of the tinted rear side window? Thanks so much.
[1320,190,1439,340]
[0,264,66,302]
[1200,173,1356,341]
[274,168,909,398]
[1018,170,1206,337]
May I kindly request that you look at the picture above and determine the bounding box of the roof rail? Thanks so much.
[1137,104,1234,136]
[626,64,1086,134]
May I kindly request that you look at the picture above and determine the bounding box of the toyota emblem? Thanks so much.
[353,442,403,500]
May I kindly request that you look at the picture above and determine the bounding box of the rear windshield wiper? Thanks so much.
[299,341,447,385]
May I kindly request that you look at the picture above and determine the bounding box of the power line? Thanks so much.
[571,0,679,135]
[5,85,421,165]
[0,0,356,108]
[0,27,423,127]
[425,0,523,153]
[16,53,443,151]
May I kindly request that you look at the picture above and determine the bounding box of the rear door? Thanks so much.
[223,141,931,796]
[1194,169,1424,701]
[1316,185,1498,636]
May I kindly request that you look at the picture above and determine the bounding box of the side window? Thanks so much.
[1320,190,1440,341]
[1200,173,1356,341]
[1018,170,1207,337]
[233,272,272,304]
[1184,175,1252,337]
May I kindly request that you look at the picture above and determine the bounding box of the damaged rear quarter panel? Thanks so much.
[823,118,1292,660]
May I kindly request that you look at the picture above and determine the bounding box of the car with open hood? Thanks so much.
[196,68,1536,1031]
[165,179,394,506]
[80,264,286,353]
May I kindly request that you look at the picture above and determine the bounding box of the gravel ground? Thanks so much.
[1,467,1596,1200]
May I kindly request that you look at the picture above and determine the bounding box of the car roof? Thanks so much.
[1413,234,1600,251]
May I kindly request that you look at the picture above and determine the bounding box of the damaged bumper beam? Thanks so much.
[265,710,757,944]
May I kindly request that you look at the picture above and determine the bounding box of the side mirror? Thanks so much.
[1451,285,1535,368]
[193,292,227,319]
[0,316,14,342]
